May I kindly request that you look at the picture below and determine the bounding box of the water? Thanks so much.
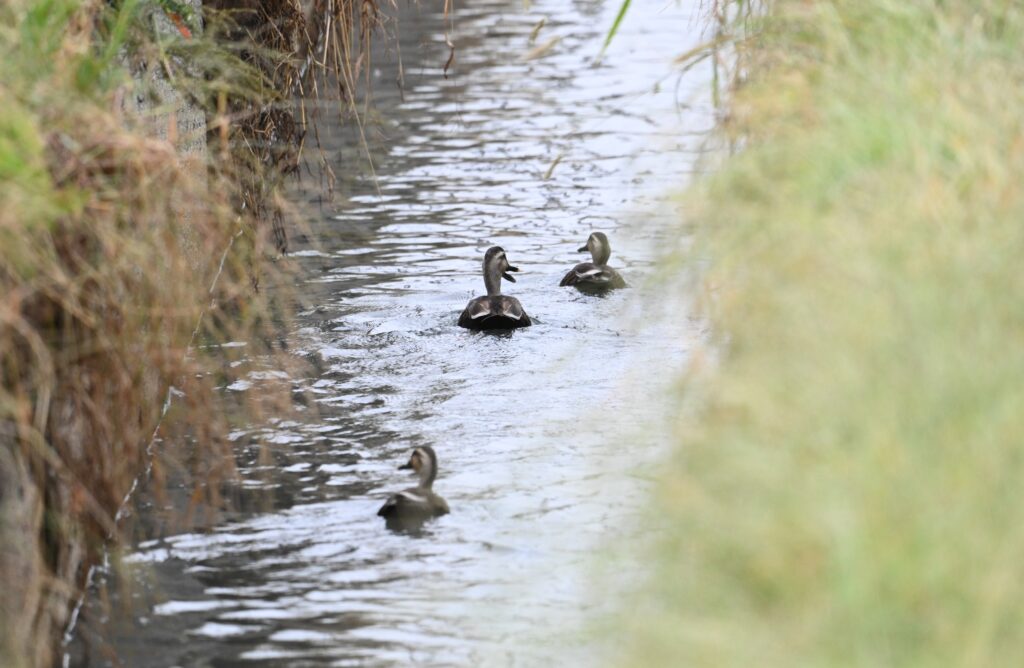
[70,1,715,664]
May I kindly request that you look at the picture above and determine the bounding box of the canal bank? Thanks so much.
[1,1,381,664]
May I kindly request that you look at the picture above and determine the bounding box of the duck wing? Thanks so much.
[561,262,626,289]
[458,296,492,328]
[494,296,531,325]
[559,262,595,286]
[459,296,531,329]
[378,487,428,517]
[377,487,448,518]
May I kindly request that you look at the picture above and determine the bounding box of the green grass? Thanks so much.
[622,1,1024,665]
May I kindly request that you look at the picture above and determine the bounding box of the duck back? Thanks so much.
[378,486,449,531]
[559,262,627,290]
[458,295,532,330]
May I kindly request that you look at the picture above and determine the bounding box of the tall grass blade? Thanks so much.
[599,0,631,57]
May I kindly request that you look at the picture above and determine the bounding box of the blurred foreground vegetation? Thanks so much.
[626,0,1024,664]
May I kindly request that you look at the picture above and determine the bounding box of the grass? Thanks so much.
[620,0,1024,665]
[1,0,387,664]
[0,3,254,663]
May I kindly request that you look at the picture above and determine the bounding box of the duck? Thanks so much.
[458,246,532,329]
[377,445,449,531]
[559,231,627,290]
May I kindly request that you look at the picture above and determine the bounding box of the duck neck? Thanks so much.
[591,242,611,266]
[420,464,436,489]
[483,266,502,297]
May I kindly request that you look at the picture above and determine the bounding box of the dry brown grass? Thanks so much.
[1,0,389,664]
[199,0,388,243]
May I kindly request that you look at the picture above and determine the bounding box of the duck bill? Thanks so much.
[502,265,519,282]
[398,462,413,470]
[577,245,588,252]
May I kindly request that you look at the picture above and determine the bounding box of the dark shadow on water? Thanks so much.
[470,328,519,338]
[567,285,629,298]
[382,515,438,535]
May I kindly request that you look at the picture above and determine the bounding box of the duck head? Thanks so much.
[482,246,520,295]
[399,445,439,488]
[579,232,611,265]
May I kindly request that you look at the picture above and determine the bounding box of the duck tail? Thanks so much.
[377,498,397,517]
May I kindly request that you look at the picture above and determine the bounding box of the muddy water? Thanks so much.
[71,1,714,665]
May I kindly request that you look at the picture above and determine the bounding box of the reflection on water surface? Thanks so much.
[70,0,715,664]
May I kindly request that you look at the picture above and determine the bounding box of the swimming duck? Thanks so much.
[559,232,627,290]
[378,446,449,531]
[458,246,532,329]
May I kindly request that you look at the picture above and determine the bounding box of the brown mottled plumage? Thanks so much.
[378,446,449,532]
[560,232,627,290]
[458,247,532,329]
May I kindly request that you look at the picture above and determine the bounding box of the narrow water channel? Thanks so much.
[71,1,715,665]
